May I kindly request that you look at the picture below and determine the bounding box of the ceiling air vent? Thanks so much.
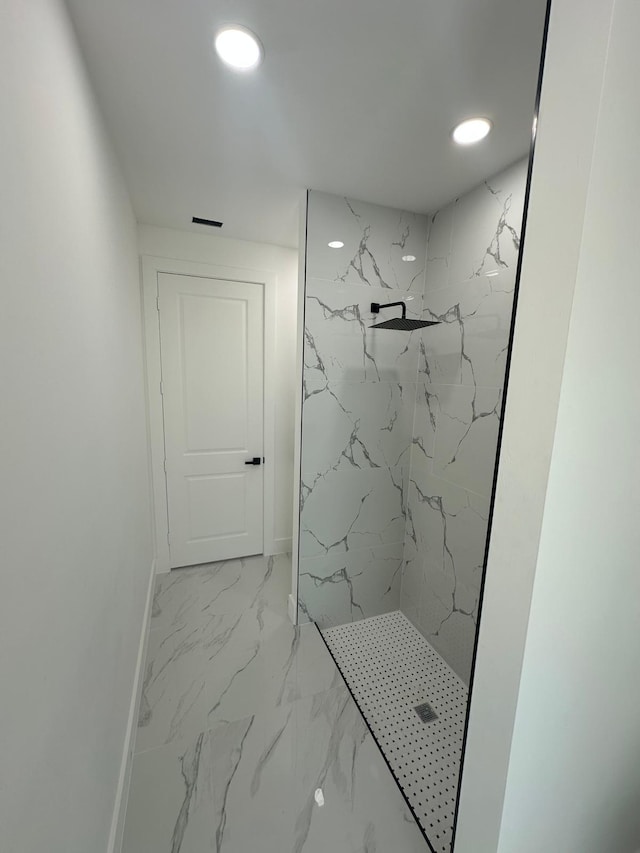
[192,216,223,228]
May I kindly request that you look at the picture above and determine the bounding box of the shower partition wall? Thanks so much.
[298,191,428,627]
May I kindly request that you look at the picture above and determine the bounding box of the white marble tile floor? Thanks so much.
[123,555,429,853]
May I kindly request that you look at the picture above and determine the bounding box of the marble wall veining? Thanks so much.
[298,191,428,628]
[401,159,528,683]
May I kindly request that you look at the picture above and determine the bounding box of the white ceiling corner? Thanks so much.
[65,0,548,248]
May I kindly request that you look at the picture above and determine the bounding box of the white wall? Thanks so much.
[0,2,153,852]
[455,1,640,851]
[137,225,298,552]
[497,2,640,849]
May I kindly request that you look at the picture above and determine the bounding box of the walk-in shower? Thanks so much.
[296,160,531,852]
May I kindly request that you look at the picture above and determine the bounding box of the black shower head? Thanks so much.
[369,302,439,331]
[371,316,439,330]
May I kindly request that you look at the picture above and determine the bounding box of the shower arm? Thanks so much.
[371,301,407,318]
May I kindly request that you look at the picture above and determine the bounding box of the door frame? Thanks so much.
[141,254,277,573]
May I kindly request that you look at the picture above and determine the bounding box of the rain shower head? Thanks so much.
[370,302,439,331]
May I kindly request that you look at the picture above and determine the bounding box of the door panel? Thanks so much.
[179,294,248,451]
[185,474,247,539]
[158,272,264,568]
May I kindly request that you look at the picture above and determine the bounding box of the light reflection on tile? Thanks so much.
[306,192,428,292]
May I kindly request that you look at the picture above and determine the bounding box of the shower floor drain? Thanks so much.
[415,702,438,723]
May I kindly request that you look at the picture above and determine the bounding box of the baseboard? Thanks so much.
[264,537,292,557]
[287,593,298,625]
[273,537,292,555]
[107,557,156,853]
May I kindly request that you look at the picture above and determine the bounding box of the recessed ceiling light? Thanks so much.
[452,117,492,145]
[328,240,344,249]
[214,26,263,70]
[402,255,417,262]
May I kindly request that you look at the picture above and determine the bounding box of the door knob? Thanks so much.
[245,457,261,466]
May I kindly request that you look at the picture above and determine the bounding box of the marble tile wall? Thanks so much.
[401,159,528,683]
[298,191,428,628]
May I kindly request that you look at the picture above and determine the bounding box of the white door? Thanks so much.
[157,272,264,568]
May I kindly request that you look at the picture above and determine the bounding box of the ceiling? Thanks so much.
[65,0,548,248]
